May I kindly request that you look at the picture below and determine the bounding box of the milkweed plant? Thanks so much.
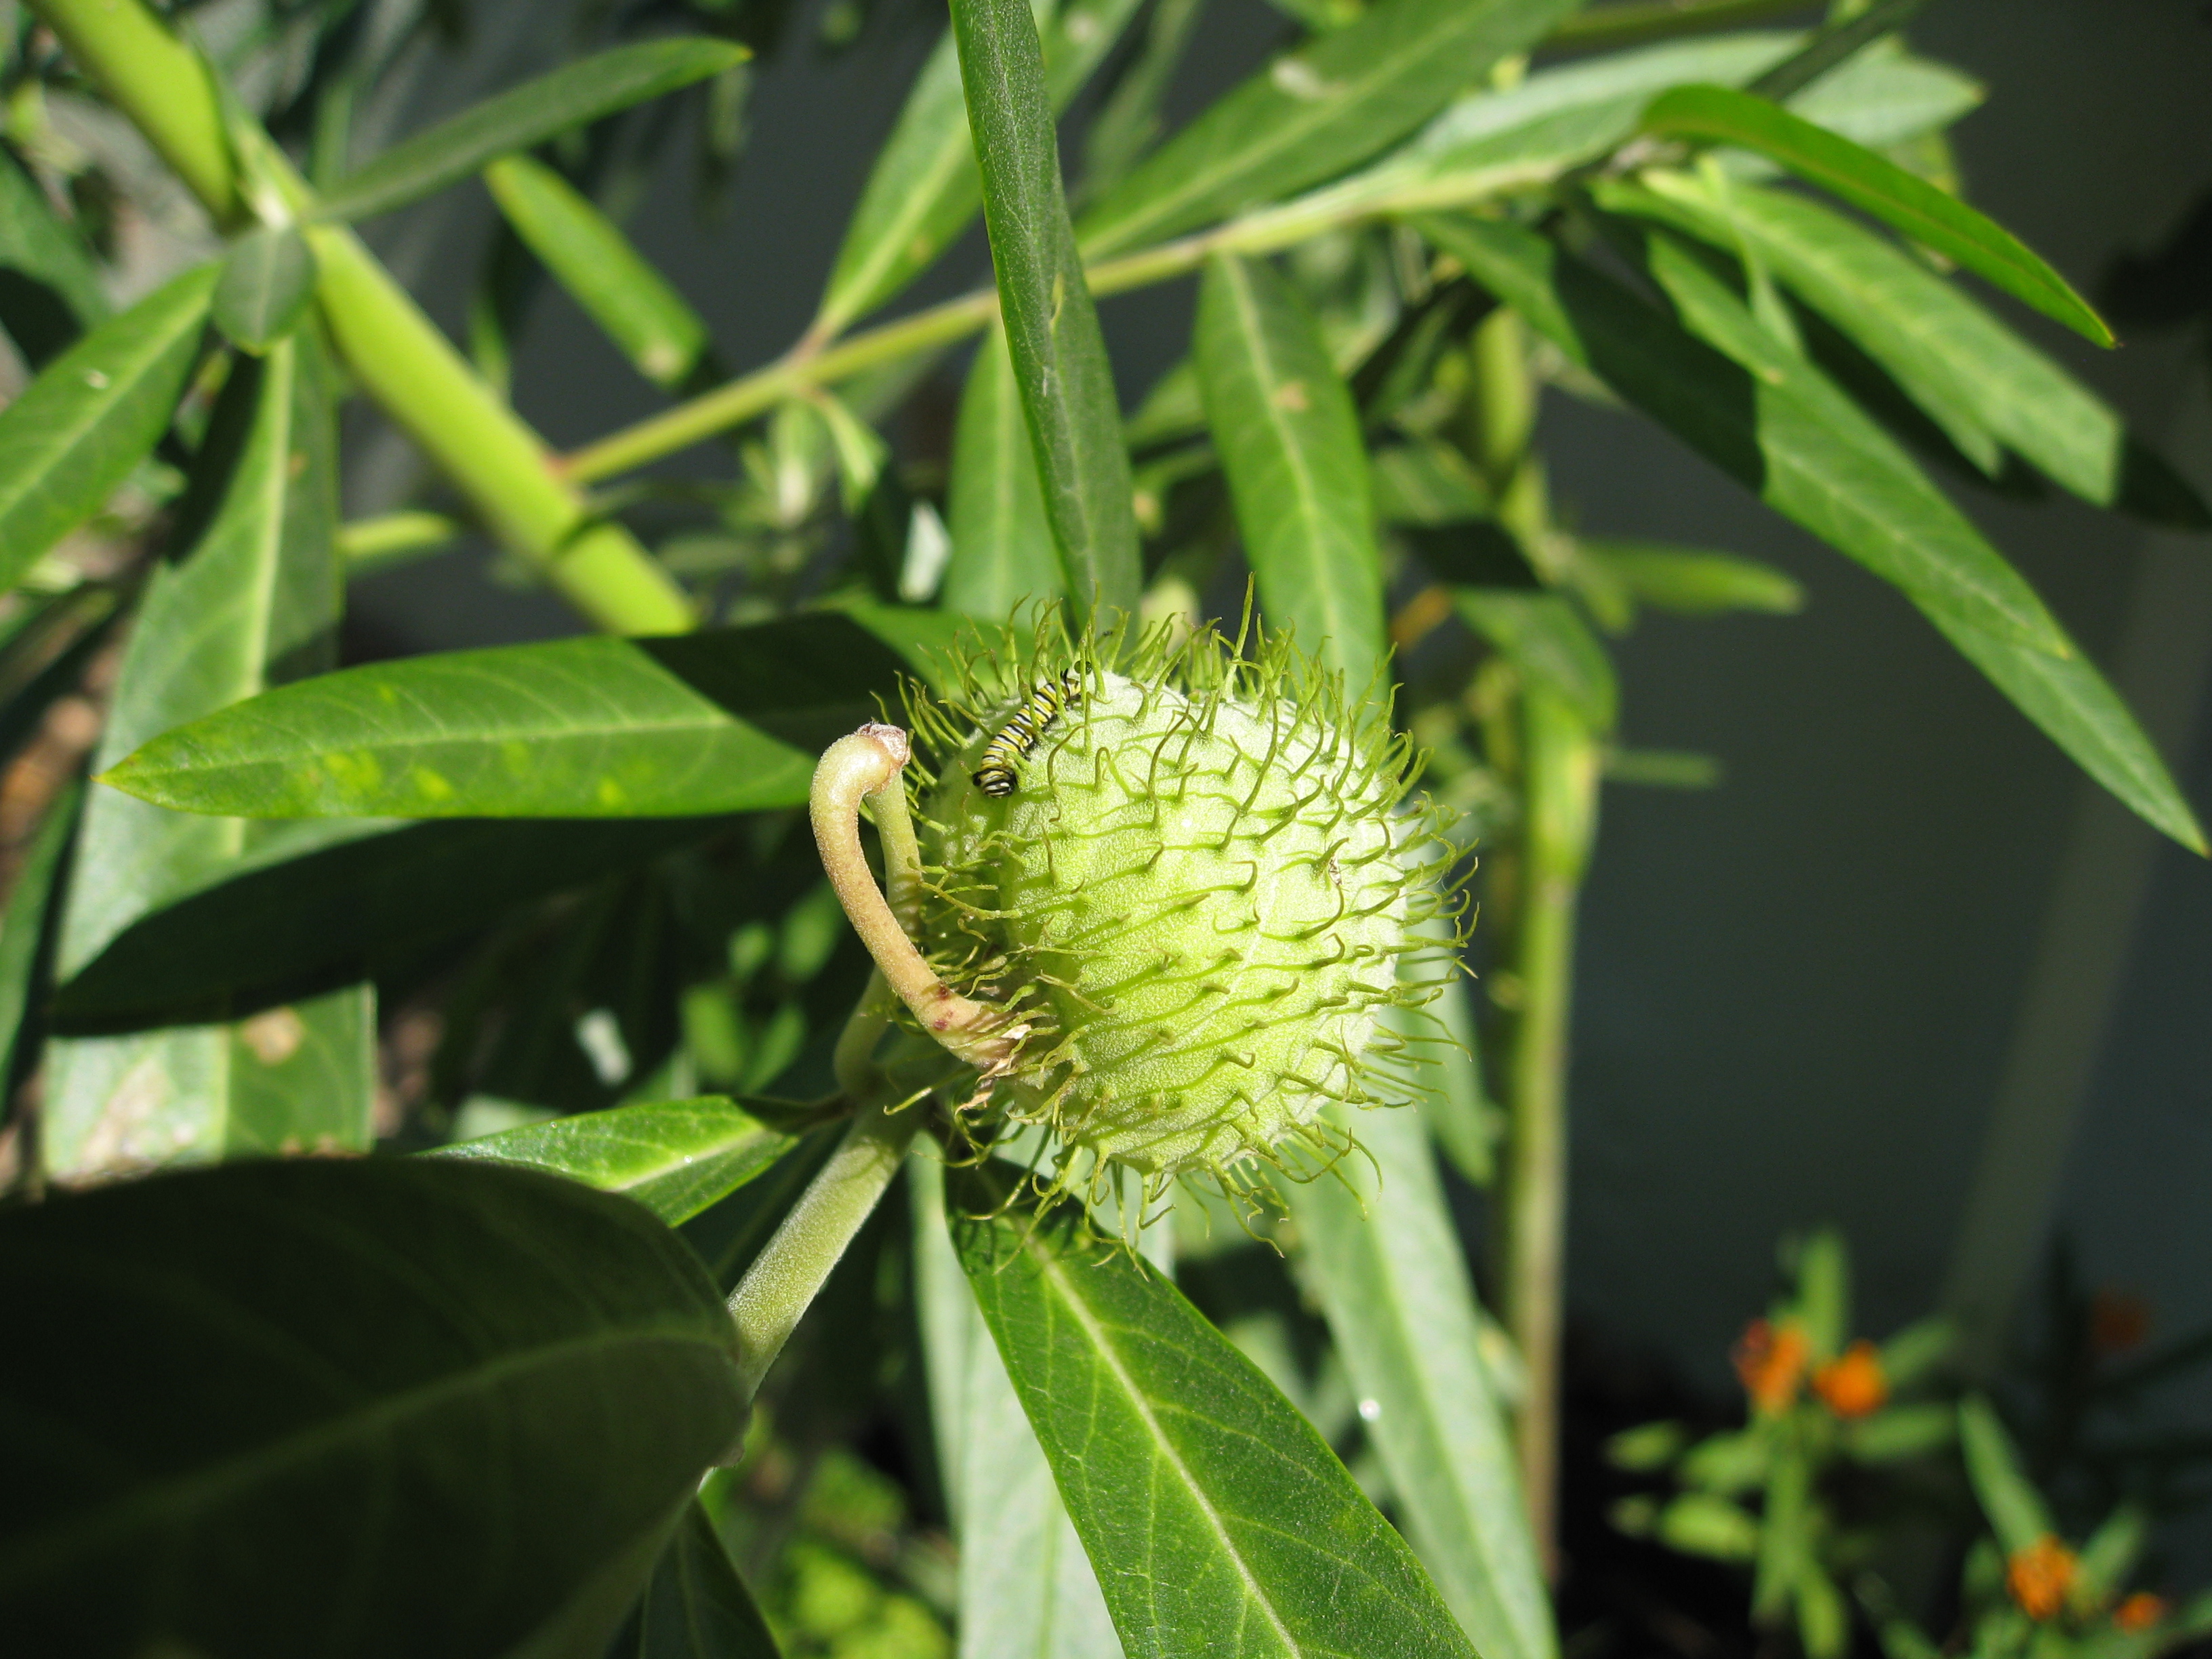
[0,0,2203,1655]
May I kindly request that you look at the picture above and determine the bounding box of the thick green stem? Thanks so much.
[31,0,693,637]
[1498,688,1597,1571]
[727,1090,921,1399]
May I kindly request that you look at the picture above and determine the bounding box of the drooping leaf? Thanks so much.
[948,1164,1479,1659]
[0,1156,745,1659]
[1601,171,2207,523]
[1579,537,1804,618]
[1076,0,1583,256]
[212,224,317,352]
[912,1158,1121,1658]
[0,147,108,363]
[430,1097,797,1227]
[1289,1098,1552,1659]
[1453,588,1618,734]
[631,1500,784,1658]
[100,608,978,821]
[43,335,379,1177]
[1638,83,2112,346]
[943,323,1063,617]
[0,262,215,600]
[0,778,80,1090]
[1195,253,1385,684]
[54,816,734,1029]
[950,0,1141,623]
[313,38,750,224]
[815,0,1145,337]
[485,155,710,390]
[1420,215,2205,853]
[1958,1396,2055,1557]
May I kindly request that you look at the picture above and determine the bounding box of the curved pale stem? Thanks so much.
[810,724,1022,1075]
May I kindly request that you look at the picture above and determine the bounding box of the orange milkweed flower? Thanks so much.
[1733,1318,1809,1414]
[2114,1593,2167,1632]
[1812,1340,1889,1419]
[2007,1536,2078,1621]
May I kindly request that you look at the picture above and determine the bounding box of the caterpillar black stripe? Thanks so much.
[974,669,1084,798]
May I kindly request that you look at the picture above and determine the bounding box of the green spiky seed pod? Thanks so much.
[907,619,1456,1189]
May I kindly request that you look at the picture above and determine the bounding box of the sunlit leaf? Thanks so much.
[314,39,750,224]
[1639,84,2112,346]
[1196,252,1385,682]
[0,147,108,363]
[943,323,1063,617]
[0,1156,744,1658]
[213,224,317,353]
[1578,538,1804,618]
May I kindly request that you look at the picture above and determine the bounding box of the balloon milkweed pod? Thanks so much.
[901,607,1467,1217]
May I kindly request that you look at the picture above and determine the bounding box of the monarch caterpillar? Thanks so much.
[973,668,1084,798]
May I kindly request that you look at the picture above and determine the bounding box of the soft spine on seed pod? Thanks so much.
[901,611,1467,1218]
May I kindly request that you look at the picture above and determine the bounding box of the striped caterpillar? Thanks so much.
[972,668,1084,798]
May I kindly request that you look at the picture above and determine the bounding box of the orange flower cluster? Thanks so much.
[2007,1536,2079,1621]
[1812,1340,1889,1419]
[1733,1318,1810,1414]
[2114,1593,2167,1632]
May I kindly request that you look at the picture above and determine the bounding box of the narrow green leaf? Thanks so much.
[1082,0,1210,199]
[54,817,731,1029]
[948,1164,1479,1659]
[0,262,215,600]
[1793,1227,1848,1362]
[313,39,750,224]
[1603,172,2206,523]
[0,778,80,1089]
[943,323,1063,617]
[913,1160,1122,1658]
[212,224,316,353]
[1578,537,1804,617]
[634,1501,783,1658]
[1958,1395,2055,1555]
[815,0,1145,336]
[2074,1505,2148,1605]
[1740,0,1923,106]
[1420,218,2207,852]
[0,1157,744,1659]
[949,0,1141,623]
[0,147,108,363]
[100,609,972,821]
[1639,84,2113,346]
[430,1097,796,1227]
[1289,1100,1552,1659]
[1452,588,1618,734]
[1195,253,1385,684]
[1076,0,1582,256]
[485,155,709,390]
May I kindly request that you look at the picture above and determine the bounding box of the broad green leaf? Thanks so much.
[632,1500,783,1658]
[44,337,380,1177]
[0,1156,744,1659]
[54,816,731,1029]
[431,1097,796,1227]
[912,1158,1122,1658]
[1578,537,1804,617]
[1195,253,1385,683]
[1417,216,2205,852]
[313,39,750,224]
[100,608,975,821]
[0,779,79,1089]
[1603,172,2207,523]
[485,155,709,390]
[0,262,215,600]
[1639,84,2112,346]
[212,224,316,352]
[0,147,108,363]
[1289,1098,1551,1659]
[943,323,1063,617]
[1453,588,1618,734]
[815,0,1145,337]
[1958,1395,2055,1556]
[948,1164,1479,1659]
[1076,0,1582,256]
[950,0,1141,622]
